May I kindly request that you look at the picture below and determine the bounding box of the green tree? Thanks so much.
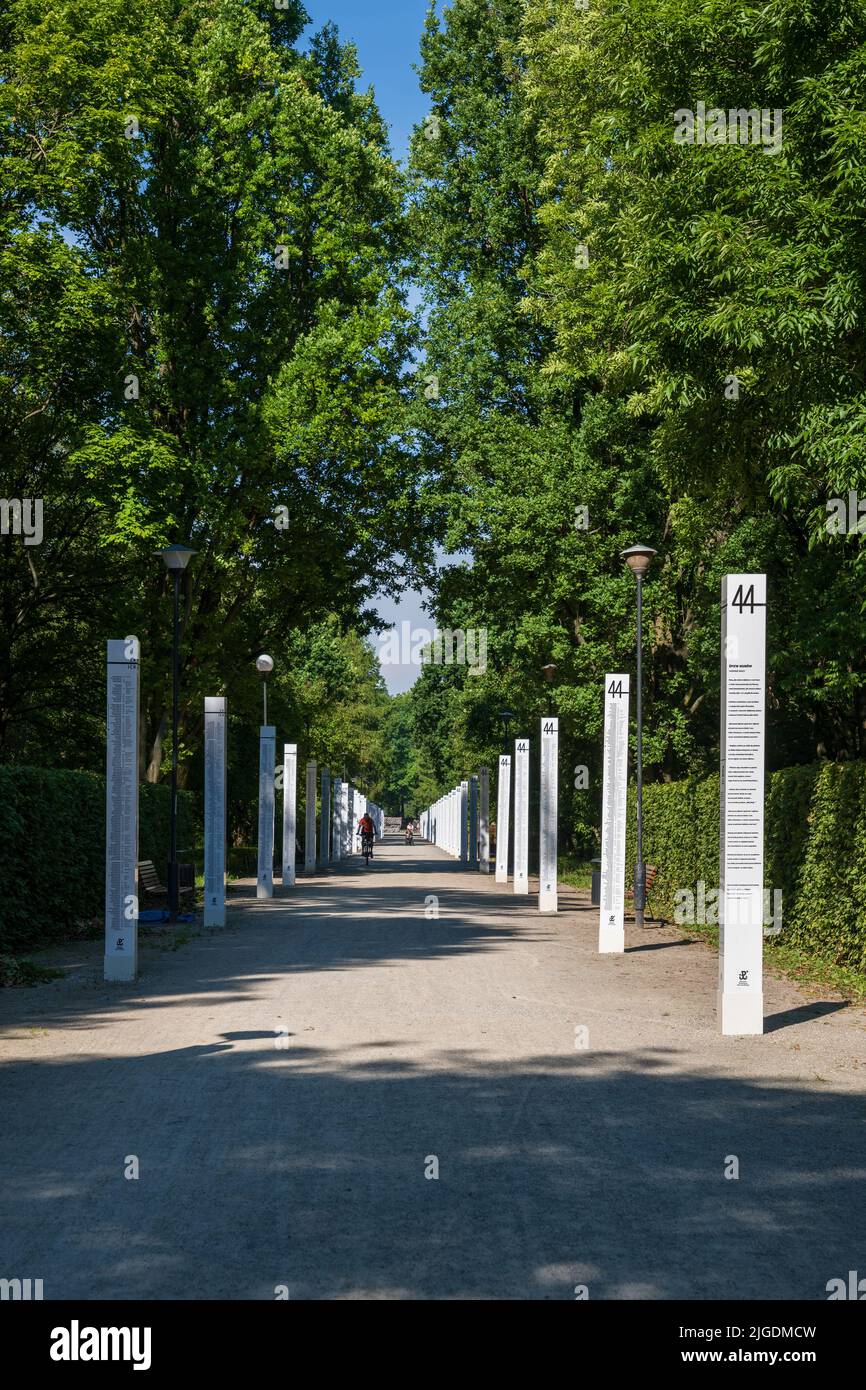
[0,0,431,778]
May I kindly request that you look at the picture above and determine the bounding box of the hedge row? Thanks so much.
[0,766,199,953]
[624,761,866,971]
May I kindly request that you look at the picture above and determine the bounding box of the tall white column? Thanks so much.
[318,768,331,868]
[304,760,317,874]
[513,737,529,893]
[331,776,342,861]
[459,781,469,862]
[104,637,140,982]
[599,674,630,953]
[204,696,227,926]
[719,574,767,1036]
[495,755,511,882]
[282,743,297,887]
[341,781,350,854]
[469,776,478,867]
[479,766,490,873]
[539,717,559,913]
[257,725,276,899]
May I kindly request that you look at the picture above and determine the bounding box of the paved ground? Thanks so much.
[1,835,864,1300]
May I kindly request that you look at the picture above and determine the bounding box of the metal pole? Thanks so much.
[263,679,267,728]
[635,573,645,928]
[168,569,180,920]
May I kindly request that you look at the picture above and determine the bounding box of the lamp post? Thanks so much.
[256,654,274,724]
[499,708,515,749]
[157,542,197,920]
[620,544,657,928]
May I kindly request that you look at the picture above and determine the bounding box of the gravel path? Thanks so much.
[1,835,864,1300]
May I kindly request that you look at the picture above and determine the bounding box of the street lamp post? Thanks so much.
[157,542,197,921]
[256,654,274,724]
[621,544,656,928]
[499,708,515,749]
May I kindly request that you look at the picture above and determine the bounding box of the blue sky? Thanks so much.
[301,1,433,164]
[303,1,446,694]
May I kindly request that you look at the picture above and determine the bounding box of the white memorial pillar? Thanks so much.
[513,737,530,893]
[719,574,767,1036]
[282,743,297,888]
[104,637,140,982]
[204,696,227,926]
[495,754,511,883]
[479,766,490,873]
[599,674,630,953]
[304,760,317,874]
[539,717,559,914]
[459,780,469,862]
[257,725,276,899]
[469,776,478,867]
[318,768,331,868]
[331,776,342,861]
[341,781,350,854]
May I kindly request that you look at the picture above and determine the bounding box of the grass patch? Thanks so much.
[766,936,866,1003]
[0,955,66,987]
[639,919,866,1003]
[559,855,594,890]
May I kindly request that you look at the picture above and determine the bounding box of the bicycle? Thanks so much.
[361,830,374,866]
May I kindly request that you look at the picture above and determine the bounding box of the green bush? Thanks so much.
[624,761,866,971]
[0,766,199,954]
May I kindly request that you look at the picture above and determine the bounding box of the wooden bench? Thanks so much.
[626,864,659,922]
[137,860,194,902]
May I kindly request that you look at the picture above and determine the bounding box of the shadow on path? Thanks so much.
[1,1036,863,1300]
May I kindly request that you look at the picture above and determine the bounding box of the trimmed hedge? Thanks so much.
[0,766,199,953]
[625,761,866,971]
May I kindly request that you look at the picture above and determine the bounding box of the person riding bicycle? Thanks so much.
[405,819,414,844]
[358,812,375,858]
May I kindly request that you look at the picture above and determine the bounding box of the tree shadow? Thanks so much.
[0,1038,863,1300]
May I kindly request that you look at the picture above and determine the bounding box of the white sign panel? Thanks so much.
[204,696,227,926]
[257,725,276,899]
[495,755,511,883]
[539,717,558,914]
[513,738,530,894]
[719,574,767,1035]
[104,637,140,981]
[599,674,630,953]
[282,743,297,888]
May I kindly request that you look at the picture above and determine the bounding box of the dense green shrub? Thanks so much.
[0,767,199,953]
[624,761,866,971]
[784,764,866,972]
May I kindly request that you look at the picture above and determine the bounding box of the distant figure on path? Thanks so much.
[358,811,375,858]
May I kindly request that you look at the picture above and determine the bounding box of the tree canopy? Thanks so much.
[3,0,866,845]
